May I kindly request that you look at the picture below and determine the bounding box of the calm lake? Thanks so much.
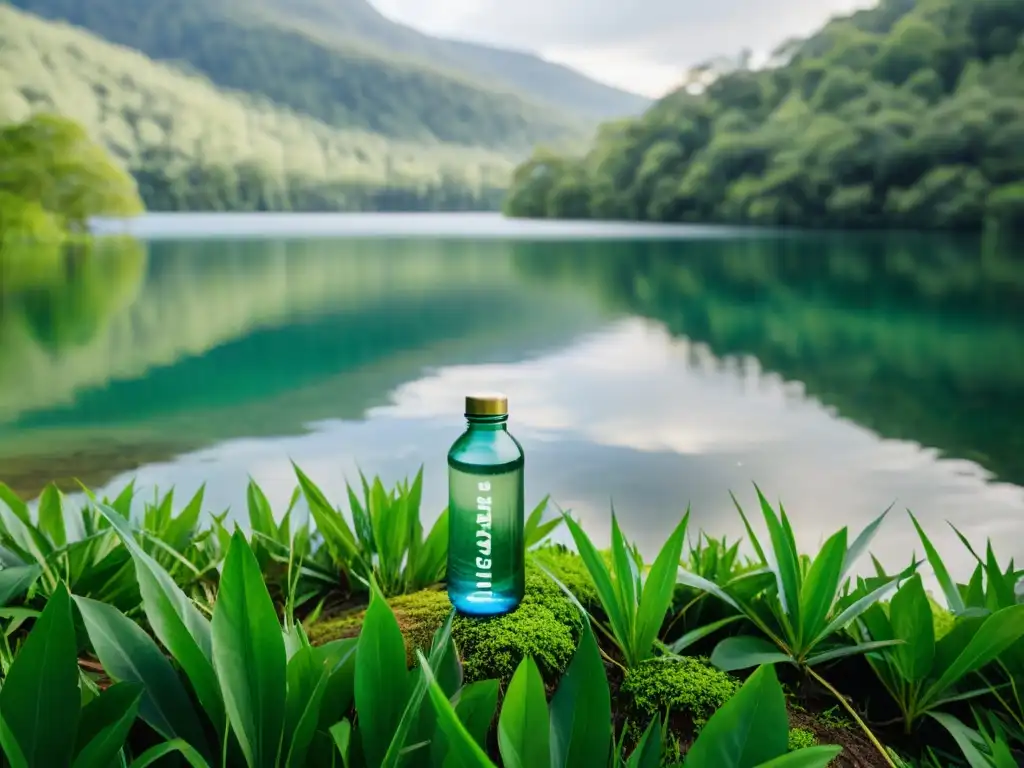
[2,212,1023,577]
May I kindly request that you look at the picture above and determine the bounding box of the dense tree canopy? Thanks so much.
[5,0,588,151]
[0,6,511,213]
[504,0,1024,231]
[0,113,143,238]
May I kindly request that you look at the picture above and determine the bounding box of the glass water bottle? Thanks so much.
[447,393,525,616]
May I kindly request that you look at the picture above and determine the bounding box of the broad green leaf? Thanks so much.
[72,683,143,768]
[0,564,41,607]
[797,528,846,649]
[284,657,330,768]
[0,712,28,768]
[412,508,448,589]
[453,680,500,752]
[924,604,1024,706]
[498,657,550,768]
[315,639,359,730]
[0,584,79,767]
[247,481,278,538]
[889,574,935,683]
[909,512,965,614]
[669,615,743,654]
[384,609,458,767]
[418,651,496,768]
[685,664,788,767]
[74,596,209,754]
[92,502,224,731]
[37,484,66,548]
[757,488,801,626]
[212,532,287,768]
[295,464,361,569]
[635,513,689,665]
[562,513,630,657]
[626,717,663,768]
[330,720,352,768]
[753,747,843,767]
[130,739,214,768]
[355,581,411,767]
[810,576,899,647]
[550,622,611,768]
[928,713,992,768]
[711,636,792,672]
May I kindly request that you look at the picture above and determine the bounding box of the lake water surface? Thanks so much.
[2,213,1023,577]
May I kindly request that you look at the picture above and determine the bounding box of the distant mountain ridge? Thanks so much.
[247,0,652,119]
[5,0,650,151]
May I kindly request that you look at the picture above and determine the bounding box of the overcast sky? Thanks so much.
[370,0,874,98]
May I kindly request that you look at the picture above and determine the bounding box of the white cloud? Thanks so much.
[370,0,876,96]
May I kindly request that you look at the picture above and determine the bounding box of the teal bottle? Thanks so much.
[447,393,525,616]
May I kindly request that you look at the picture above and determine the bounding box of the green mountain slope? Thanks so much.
[245,0,651,119]
[4,0,640,151]
[0,5,516,211]
[504,0,1024,231]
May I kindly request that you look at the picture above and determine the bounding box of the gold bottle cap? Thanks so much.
[465,392,508,416]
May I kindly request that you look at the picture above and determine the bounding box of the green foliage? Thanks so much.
[787,728,817,752]
[621,657,740,727]
[305,564,586,684]
[681,665,841,767]
[562,508,690,667]
[4,0,585,152]
[0,5,516,213]
[0,113,143,237]
[504,0,1024,231]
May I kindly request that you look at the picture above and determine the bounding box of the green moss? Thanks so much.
[787,727,817,752]
[306,561,587,684]
[928,596,955,640]
[622,657,740,727]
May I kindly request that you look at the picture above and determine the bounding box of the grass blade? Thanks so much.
[909,512,965,614]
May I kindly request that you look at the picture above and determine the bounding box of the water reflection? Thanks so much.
[1,221,1022,578]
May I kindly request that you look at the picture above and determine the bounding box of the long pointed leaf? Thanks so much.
[74,596,210,755]
[498,657,550,768]
[634,513,689,665]
[212,532,287,768]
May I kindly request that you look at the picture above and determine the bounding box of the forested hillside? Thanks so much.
[504,0,1024,231]
[0,6,515,212]
[245,0,651,119]
[4,0,606,150]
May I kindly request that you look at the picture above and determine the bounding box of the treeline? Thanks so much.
[0,6,514,213]
[133,162,505,213]
[6,0,581,151]
[504,0,1024,231]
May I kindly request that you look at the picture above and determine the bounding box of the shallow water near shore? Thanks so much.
[2,213,1022,578]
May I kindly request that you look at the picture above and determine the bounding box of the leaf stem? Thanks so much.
[807,666,897,768]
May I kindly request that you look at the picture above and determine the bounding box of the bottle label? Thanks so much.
[448,466,523,605]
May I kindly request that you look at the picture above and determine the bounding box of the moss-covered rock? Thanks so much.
[622,656,740,730]
[306,557,594,684]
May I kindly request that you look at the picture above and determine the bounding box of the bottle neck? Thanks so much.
[466,414,508,432]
